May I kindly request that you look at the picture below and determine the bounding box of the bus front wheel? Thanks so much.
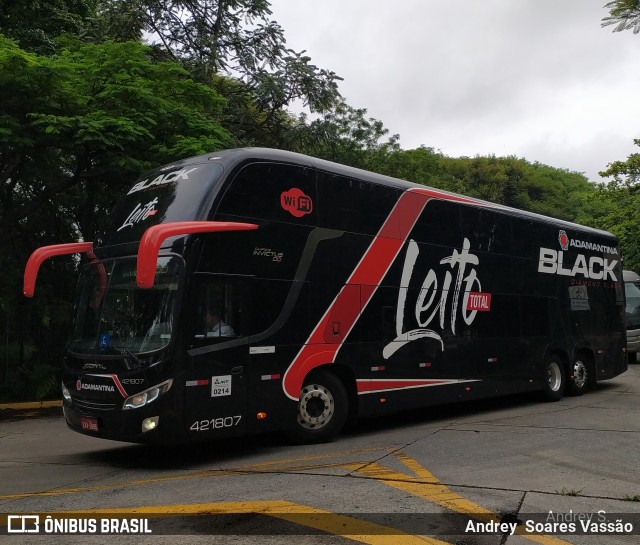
[286,370,348,444]
[542,357,565,402]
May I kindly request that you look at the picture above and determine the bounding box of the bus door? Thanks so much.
[184,274,251,438]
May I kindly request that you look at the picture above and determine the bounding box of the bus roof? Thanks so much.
[156,147,615,241]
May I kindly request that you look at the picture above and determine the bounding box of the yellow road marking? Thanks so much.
[0,446,389,500]
[0,447,579,544]
[345,452,574,545]
[0,501,451,545]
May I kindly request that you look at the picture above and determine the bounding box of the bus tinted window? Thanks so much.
[411,198,462,248]
[317,172,399,235]
[461,206,513,255]
[102,163,224,246]
[192,275,247,341]
[217,162,317,225]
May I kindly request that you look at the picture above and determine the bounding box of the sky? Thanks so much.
[269,0,640,183]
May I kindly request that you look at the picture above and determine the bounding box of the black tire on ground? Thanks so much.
[285,370,348,444]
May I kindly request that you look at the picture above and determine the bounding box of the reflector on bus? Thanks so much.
[24,242,94,298]
[136,221,258,289]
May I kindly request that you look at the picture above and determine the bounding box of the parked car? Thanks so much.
[624,270,640,362]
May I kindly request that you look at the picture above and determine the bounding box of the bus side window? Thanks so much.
[192,276,247,341]
[215,162,317,225]
[316,172,399,235]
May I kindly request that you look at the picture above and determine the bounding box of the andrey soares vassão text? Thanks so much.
[465,512,635,536]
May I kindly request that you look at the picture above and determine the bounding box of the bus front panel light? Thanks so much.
[142,417,159,432]
[61,382,71,403]
[123,379,173,410]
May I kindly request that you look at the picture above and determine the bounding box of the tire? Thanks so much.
[285,370,348,444]
[542,357,565,402]
[565,358,588,396]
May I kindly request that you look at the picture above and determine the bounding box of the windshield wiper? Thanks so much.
[119,345,145,370]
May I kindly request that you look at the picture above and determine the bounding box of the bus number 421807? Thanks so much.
[190,416,242,432]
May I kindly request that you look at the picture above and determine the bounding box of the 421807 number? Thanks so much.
[190,416,242,431]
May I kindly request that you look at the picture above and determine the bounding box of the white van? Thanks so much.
[624,270,640,362]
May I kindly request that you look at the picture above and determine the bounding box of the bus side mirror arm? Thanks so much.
[23,242,94,298]
[136,221,258,289]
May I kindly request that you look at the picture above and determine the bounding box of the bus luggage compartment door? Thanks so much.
[184,344,248,439]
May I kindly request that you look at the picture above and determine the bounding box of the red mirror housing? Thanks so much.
[136,221,258,289]
[24,242,94,298]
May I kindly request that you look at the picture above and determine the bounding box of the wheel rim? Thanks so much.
[572,360,587,389]
[298,383,334,430]
[548,361,563,392]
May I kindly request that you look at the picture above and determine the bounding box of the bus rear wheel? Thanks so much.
[542,357,565,402]
[286,370,348,444]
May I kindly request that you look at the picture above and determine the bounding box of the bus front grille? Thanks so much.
[73,398,118,411]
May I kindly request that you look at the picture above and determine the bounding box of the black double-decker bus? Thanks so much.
[24,148,627,444]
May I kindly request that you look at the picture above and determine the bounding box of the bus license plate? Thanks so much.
[80,417,99,431]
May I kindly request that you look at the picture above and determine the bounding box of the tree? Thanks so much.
[0,35,234,400]
[589,140,640,271]
[599,138,640,185]
[602,0,640,34]
[92,1,342,123]
[0,0,96,53]
[292,100,400,169]
[0,35,232,242]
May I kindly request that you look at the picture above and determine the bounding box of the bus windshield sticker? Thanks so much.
[211,375,231,397]
[280,188,313,217]
[117,198,159,232]
[127,167,199,195]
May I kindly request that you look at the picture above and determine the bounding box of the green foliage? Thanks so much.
[0,35,232,242]
[599,138,640,184]
[0,36,233,402]
[290,100,400,168]
[350,147,597,223]
[575,140,640,272]
[89,0,147,42]
[602,0,640,34]
[0,0,96,53]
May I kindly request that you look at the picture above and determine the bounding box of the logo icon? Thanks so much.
[280,188,313,218]
[117,197,159,231]
[8,515,40,533]
[99,333,110,351]
[558,230,569,251]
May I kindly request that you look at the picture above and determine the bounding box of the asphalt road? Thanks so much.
[1,364,640,545]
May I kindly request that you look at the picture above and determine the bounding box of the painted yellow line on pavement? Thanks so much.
[0,501,452,545]
[345,452,575,545]
[0,446,389,500]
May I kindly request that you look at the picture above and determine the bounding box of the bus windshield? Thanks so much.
[70,256,182,355]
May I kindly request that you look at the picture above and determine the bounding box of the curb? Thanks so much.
[0,400,62,411]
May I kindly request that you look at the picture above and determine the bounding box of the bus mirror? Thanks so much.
[136,221,258,289]
[24,242,94,298]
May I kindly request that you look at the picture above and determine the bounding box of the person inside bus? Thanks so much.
[206,307,236,337]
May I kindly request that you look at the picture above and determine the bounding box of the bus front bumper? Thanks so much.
[62,400,186,445]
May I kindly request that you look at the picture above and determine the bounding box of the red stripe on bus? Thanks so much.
[356,379,458,394]
[110,375,128,398]
[282,188,486,400]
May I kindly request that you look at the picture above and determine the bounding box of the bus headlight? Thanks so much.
[62,382,71,403]
[123,379,173,410]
